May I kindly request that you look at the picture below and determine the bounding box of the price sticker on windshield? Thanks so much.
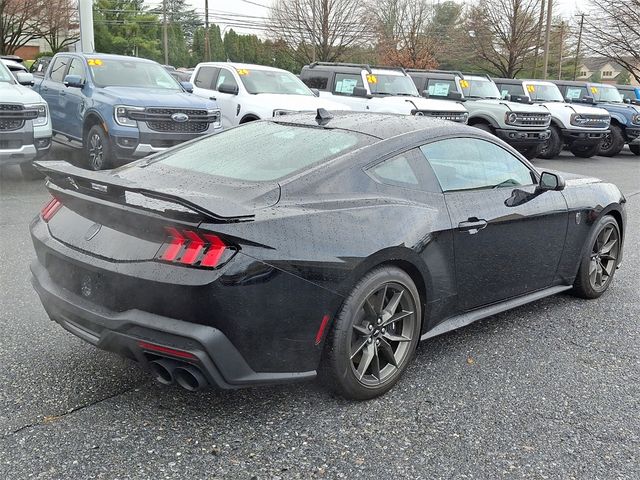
[459,79,470,88]
[87,59,103,67]
[591,86,599,94]
[237,69,250,75]
[366,74,377,84]
[527,84,536,93]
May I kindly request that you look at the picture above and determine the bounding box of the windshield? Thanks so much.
[525,82,565,102]
[154,121,372,182]
[461,78,501,99]
[593,85,623,103]
[369,74,419,96]
[0,62,14,83]
[89,58,182,90]
[619,88,639,102]
[239,69,313,96]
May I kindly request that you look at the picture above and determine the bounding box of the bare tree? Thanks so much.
[0,0,41,55]
[466,0,541,78]
[34,0,80,53]
[372,0,438,68]
[583,0,640,83]
[269,0,372,63]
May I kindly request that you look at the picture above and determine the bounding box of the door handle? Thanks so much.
[458,218,488,234]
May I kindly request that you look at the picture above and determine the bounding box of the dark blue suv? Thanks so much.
[554,80,640,156]
[33,53,222,169]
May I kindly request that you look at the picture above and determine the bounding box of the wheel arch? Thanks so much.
[239,113,260,124]
[467,114,497,128]
[83,111,107,141]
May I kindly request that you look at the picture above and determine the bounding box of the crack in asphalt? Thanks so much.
[4,380,149,438]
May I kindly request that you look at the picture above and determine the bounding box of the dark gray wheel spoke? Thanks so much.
[381,291,403,320]
[382,310,412,327]
[377,338,398,368]
[356,343,375,380]
[370,348,381,381]
[378,285,388,312]
[364,297,378,317]
[353,324,370,336]
[382,331,411,343]
[350,337,369,360]
[600,238,617,255]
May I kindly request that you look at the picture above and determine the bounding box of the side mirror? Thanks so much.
[623,98,631,104]
[16,72,34,86]
[310,88,320,97]
[63,74,84,88]
[422,90,430,98]
[218,83,238,95]
[447,91,463,100]
[565,97,573,103]
[180,81,194,93]
[352,86,371,98]
[582,95,595,104]
[511,94,531,104]
[538,171,565,192]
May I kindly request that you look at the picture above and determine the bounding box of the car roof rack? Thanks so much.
[308,62,408,75]
[405,68,466,79]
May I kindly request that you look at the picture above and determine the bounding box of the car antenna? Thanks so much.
[315,108,333,125]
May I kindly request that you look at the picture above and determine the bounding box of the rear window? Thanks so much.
[155,121,372,182]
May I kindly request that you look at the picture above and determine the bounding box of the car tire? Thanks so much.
[571,215,621,299]
[19,162,45,180]
[629,144,640,156]
[569,143,601,158]
[598,125,625,157]
[320,266,422,400]
[538,126,563,159]
[85,125,112,170]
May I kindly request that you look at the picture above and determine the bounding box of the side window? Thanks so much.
[49,57,70,83]
[66,58,86,81]
[499,83,525,98]
[427,79,455,97]
[368,153,420,188]
[194,66,219,89]
[215,69,238,91]
[302,71,330,90]
[420,138,535,192]
[566,86,587,100]
[333,73,363,96]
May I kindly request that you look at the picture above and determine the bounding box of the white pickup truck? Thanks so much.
[0,61,52,178]
[190,62,347,128]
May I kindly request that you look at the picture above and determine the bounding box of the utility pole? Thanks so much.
[573,13,587,81]
[77,0,95,53]
[204,0,210,62]
[558,22,565,80]
[163,0,169,65]
[533,0,546,79]
[311,0,316,63]
[542,0,553,79]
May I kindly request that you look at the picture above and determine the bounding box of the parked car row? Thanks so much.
[2,52,638,179]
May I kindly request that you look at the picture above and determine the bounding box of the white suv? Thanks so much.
[190,62,347,128]
[299,63,469,123]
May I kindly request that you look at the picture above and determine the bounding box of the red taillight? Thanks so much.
[137,341,197,360]
[41,197,62,222]
[157,227,229,268]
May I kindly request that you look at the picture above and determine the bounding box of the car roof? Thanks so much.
[615,85,636,91]
[272,111,472,140]
[1,59,27,70]
[302,63,407,76]
[75,53,158,64]
[197,62,287,73]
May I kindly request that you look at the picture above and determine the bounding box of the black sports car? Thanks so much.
[30,111,626,400]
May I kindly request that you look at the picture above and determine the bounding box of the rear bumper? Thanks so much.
[494,128,550,147]
[30,260,316,389]
[561,128,608,146]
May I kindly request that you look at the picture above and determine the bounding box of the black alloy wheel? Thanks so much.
[85,125,112,170]
[598,125,625,157]
[572,215,620,299]
[321,267,421,400]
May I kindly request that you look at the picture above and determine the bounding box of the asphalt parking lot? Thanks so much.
[1,146,638,479]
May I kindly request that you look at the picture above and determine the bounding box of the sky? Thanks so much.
[184,0,587,37]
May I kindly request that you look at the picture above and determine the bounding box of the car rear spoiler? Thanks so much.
[35,161,255,223]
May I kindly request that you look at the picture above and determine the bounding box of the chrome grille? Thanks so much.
[414,111,469,123]
[513,113,551,127]
[0,104,38,131]
[574,115,610,128]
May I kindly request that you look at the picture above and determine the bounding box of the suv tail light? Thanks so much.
[41,197,62,222]
[156,227,230,268]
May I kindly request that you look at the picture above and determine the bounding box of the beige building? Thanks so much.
[576,57,639,86]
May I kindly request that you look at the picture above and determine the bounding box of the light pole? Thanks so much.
[78,0,95,53]
[163,0,169,65]
[542,0,553,79]
[573,13,587,81]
